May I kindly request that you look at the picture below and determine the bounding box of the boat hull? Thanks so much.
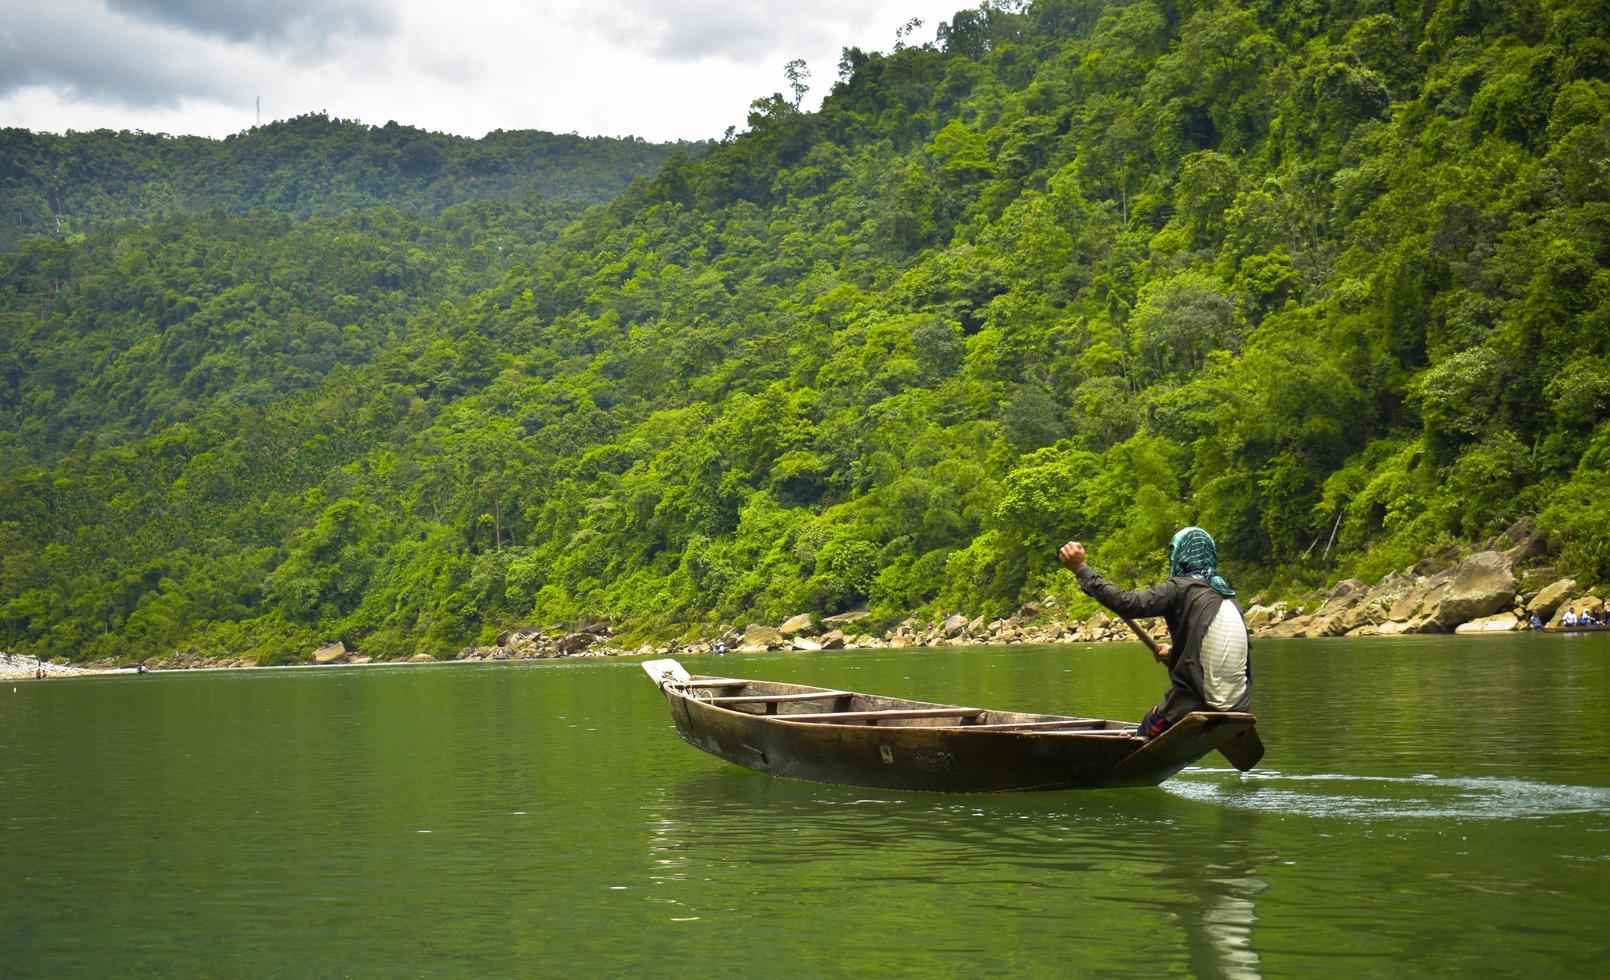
[659,682,1256,793]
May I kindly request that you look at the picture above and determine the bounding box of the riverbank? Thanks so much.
[8,531,1602,680]
[0,652,108,681]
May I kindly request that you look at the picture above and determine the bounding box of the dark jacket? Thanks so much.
[1075,564,1252,721]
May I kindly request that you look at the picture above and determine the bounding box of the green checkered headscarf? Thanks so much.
[1169,527,1235,598]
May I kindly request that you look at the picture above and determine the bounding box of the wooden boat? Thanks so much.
[643,659,1261,792]
[1542,623,1610,633]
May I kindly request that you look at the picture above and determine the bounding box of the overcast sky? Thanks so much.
[0,0,973,142]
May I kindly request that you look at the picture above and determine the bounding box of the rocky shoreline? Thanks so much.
[6,526,1603,680]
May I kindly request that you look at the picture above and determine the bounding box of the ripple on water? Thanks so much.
[1163,767,1610,820]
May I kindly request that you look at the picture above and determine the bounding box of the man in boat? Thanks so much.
[1058,527,1251,740]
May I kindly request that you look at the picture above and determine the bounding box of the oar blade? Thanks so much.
[1217,727,1265,771]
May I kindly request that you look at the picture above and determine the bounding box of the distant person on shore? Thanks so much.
[1058,527,1251,740]
[1529,612,1544,630]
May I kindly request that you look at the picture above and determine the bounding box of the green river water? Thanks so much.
[3,634,1608,976]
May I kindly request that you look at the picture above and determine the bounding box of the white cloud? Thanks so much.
[0,0,263,106]
[0,0,972,140]
[104,0,393,46]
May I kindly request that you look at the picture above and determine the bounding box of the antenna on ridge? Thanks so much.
[256,96,261,127]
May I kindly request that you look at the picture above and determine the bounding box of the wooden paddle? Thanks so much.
[1119,614,1265,773]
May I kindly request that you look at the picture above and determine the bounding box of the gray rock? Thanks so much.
[1336,601,1383,634]
[818,630,846,650]
[1389,585,1436,623]
[790,636,823,652]
[1326,578,1370,602]
[1295,580,1370,636]
[1403,612,1448,634]
[1374,620,1415,636]
[1243,603,1287,632]
[1455,613,1521,634]
[778,613,816,637]
[741,624,786,651]
[941,613,969,637]
[1263,614,1314,638]
[1528,578,1577,618]
[556,632,597,655]
[1433,551,1517,627]
[313,641,348,664]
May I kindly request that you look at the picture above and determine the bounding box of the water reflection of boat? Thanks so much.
[643,659,1260,792]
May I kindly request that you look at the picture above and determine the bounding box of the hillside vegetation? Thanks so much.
[0,114,700,251]
[2,0,1608,664]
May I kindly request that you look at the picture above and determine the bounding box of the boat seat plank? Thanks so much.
[706,691,853,704]
[778,707,985,723]
[937,719,1119,731]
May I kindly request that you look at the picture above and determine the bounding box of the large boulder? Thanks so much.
[1242,603,1288,632]
[1455,613,1522,634]
[1336,601,1385,635]
[778,614,817,637]
[1262,614,1313,638]
[313,641,348,664]
[1527,578,1577,619]
[740,624,786,651]
[1303,579,1370,636]
[1374,619,1418,636]
[1367,569,1423,619]
[496,625,543,646]
[817,630,846,650]
[556,632,597,655]
[1390,587,1433,623]
[1403,612,1449,634]
[941,613,970,637]
[1432,551,1517,628]
[790,636,823,652]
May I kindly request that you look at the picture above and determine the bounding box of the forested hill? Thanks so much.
[0,114,703,251]
[3,0,1608,665]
